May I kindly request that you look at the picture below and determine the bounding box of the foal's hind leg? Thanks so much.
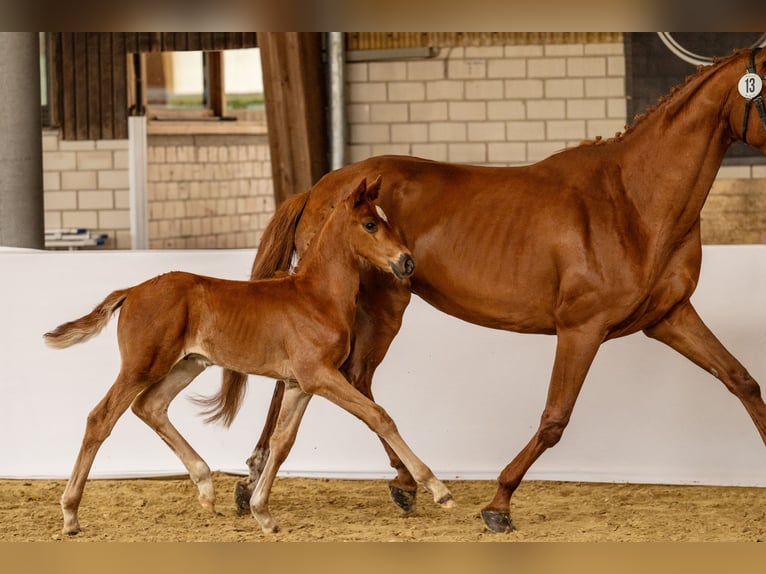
[61,372,148,535]
[130,358,215,512]
[481,326,604,533]
[645,302,766,443]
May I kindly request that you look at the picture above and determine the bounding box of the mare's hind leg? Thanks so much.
[481,326,604,533]
[249,380,312,534]
[237,276,414,513]
[61,372,148,535]
[130,357,214,512]
[644,301,766,443]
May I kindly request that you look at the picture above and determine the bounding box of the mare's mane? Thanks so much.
[579,48,748,147]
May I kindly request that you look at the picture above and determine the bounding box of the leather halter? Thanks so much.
[742,46,766,145]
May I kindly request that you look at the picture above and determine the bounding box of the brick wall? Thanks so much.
[346,43,627,166]
[146,134,274,249]
[42,130,130,248]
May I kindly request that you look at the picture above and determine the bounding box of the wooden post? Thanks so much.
[258,32,328,205]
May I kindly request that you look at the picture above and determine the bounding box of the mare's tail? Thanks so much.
[43,289,130,349]
[199,191,311,427]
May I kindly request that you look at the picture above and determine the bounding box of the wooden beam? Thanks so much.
[258,32,328,205]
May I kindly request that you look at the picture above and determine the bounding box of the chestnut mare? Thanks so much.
[44,178,454,536]
[209,47,766,533]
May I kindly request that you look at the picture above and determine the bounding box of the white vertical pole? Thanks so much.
[128,115,148,249]
[328,32,346,171]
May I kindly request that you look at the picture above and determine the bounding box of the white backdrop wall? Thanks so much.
[2,246,766,486]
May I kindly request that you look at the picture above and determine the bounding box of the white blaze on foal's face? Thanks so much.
[375,205,389,223]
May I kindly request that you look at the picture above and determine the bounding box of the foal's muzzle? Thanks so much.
[391,253,415,279]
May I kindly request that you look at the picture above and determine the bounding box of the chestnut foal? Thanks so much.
[45,177,454,536]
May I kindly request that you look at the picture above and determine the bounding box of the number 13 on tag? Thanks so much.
[739,73,763,99]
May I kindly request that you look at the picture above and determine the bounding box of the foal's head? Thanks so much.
[343,176,415,280]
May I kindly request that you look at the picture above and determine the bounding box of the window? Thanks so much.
[134,48,265,126]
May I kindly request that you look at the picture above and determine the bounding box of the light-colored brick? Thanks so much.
[96,139,129,150]
[545,44,584,57]
[371,143,411,156]
[504,79,544,99]
[78,190,114,209]
[506,121,545,141]
[345,62,368,82]
[98,170,129,190]
[488,100,525,120]
[42,131,59,152]
[607,98,627,120]
[44,151,77,171]
[113,150,129,170]
[465,46,504,59]
[429,122,467,142]
[448,59,487,80]
[44,191,77,210]
[62,210,98,229]
[488,142,526,164]
[410,101,448,122]
[567,57,607,77]
[466,80,504,100]
[584,43,624,56]
[369,61,406,82]
[370,103,408,123]
[585,77,624,98]
[407,60,444,80]
[348,103,371,124]
[545,78,584,98]
[389,82,425,102]
[527,100,566,120]
[468,122,505,142]
[350,124,390,144]
[504,45,544,58]
[487,59,526,79]
[43,171,60,191]
[717,166,752,179]
[391,123,428,142]
[426,80,464,101]
[567,99,606,119]
[608,55,626,77]
[115,190,130,209]
[547,120,586,141]
[448,143,486,164]
[77,150,113,170]
[59,140,96,151]
[449,101,486,121]
[528,58,566,78]
[44,210,62,229]
[348,82,387,103]
[752,165,766,178]
[348,144,372,163]
[61,171,97,190]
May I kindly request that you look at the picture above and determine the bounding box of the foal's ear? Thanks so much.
[352,175,382,206]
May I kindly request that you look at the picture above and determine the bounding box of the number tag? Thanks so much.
[738,72,763,99]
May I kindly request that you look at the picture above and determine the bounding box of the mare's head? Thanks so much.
[342,176,414,280]
[726,47,766,153]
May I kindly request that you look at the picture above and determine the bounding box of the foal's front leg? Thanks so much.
[249,380,312,534]
[299,365,455,510]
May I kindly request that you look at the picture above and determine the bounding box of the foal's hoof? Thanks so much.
[234,480,254,516]
[481,509,514,533]
[389,485,417,513]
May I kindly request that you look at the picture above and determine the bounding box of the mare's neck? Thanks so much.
[617,61,737,240]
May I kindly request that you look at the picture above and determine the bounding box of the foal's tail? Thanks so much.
[43,289,129,349]
[199,191,311,427]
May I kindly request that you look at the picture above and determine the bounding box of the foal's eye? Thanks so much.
[364,221,378,233]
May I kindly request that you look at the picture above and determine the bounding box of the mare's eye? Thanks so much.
[364,221,378,233]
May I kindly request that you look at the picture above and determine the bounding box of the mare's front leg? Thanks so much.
[298,364,455,510]
[481,325,605,533]
[644,301,766,443]
[131,358,216,512]
[249,380,312,534]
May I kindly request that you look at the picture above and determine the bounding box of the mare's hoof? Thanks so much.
[481,509,514,533]
[389,485,417,513]
[234,480,253,516]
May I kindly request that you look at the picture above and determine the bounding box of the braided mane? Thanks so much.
[579,48,748,147]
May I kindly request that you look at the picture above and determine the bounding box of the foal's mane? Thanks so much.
[579,48,749,147]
